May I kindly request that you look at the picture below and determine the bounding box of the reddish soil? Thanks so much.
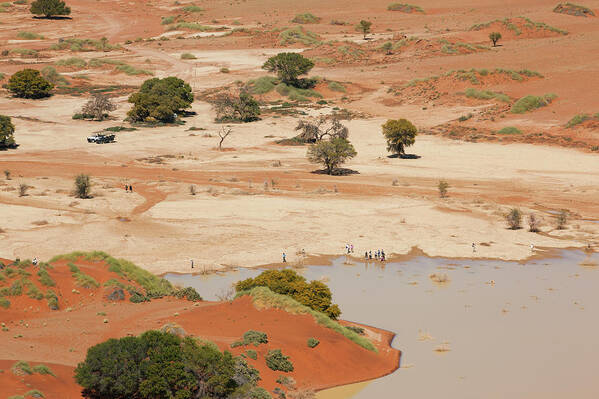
[0,258,399,397]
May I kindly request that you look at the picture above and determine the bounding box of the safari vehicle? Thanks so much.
[87,133,115,144]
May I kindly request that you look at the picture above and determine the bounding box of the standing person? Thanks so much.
[282,253,286,263]
[350,244,354,253]
[190,259,194,269]
[129,185,133,192]
[32,257,38,267]
[369,251,372,260]
[125,184,128,192]
[472,243,476,253]
[365,251,368,259]
[530,243,535,252]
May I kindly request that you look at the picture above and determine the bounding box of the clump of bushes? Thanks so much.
[278,26,322,46]
[6,69,53,99]
[291,13,321,24]
[17,31,44,40]
[180,52,196,59]
[55,57,87,68]
[182,4,203,12]
[565,113,598,128]
[245,349,257,360]
[497,126,522,135]
[235,269,341,319]
[265,349,294,372]
[127,76,193,123]
[232,330,268,348]
[506,208,522,229]
[387,3,424,13]
[511,94,557,114]
[49,37,120,52]
[46,289,59,310]
[464,88,510,102]
[173,286,202,301]
[553,3,595,17]
[307,337,320,348]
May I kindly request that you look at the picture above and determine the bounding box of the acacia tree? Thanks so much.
[127,77,193,123]
[356,20,372,39]
[294,117,348,143]
[212,91,260,122]
[0,115,17,149]
[307,137,357,175]
[30,0,71,18]
[381,118,417,156]
[7,69,54,99]
[81,94,117,121]
[262,52,314,85]
[489,32,502,47]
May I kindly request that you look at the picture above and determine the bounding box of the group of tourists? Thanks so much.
[365,249,386,261]
[124,184,134,192]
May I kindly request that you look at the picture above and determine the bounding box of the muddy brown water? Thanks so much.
[166,250,599,399]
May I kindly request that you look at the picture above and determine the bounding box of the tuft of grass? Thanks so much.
[180,52,196,59]
[11,361,32,375]
[565,113,590,128]
[553,3,595,17]
[115,64,153,76]
[291,13,321,24]
[279,26,322,46]
[17,31,44,40]
[32,364,55,376]
[166,22,211,31]
[387,3,424,13]
[55,57,87,68]
[327,81,346,92]
[182,5,203,12]
[25,390,45,398]
[49,38,121,52]
[237,287,376,351]
[464,88,510,102]
[247,76,278,94]
[307,337,320,348]
[510,94,557,114]
[41,66,69,86]
[497,126,522,135]
[37,269,56,287]
[0,297,10,309]
[73,272,99,288]
[9,48,38,56]
[161,16,175,25]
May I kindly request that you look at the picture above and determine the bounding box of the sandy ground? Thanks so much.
[0,0,598,273]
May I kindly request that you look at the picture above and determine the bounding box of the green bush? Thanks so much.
[247,76,277,94]
[565,113,590,128]
[180,52,196,59]
[11,361,33,375]
[17,31,44,39]
[161,16,175,25]
[307,337,320,348]
[75,330,259,399]
[55,57,87,68]
[127,77,193,123]
[45,289,58,310]
[182,4,203,12]
[173,286,202,301]
[49,37,120,52]
[167,22,211,31]
[8,48,39,57]
[291,13,321,24]
[346,325,365,335]
[32,364,55,376]
[0,297,10,308]
[244,330,268,345]
[497,126,522,135]
[511,94,557,114]
[236,269,341,319]
[29,0,70,17]
[328,81,346,92]
[387,3,424,13]
[7,69,53,98]
[464,88,510,102]
[73,272,99,288]
[24,390,45,398]
[245,349,257,360]
[0,114,17,149]
[41,66,68,86]
[265,349,294,372]
[278,26,322,46]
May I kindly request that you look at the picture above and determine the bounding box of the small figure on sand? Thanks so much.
[301,248,306,256]
[32,257,38,266]
[369,250,372,260]
[125,185,128,192]
[530,243,535,252]
[350,244,354,253]
[282,253,286,263]
[380,250,386,262]
[190,259,194,269]
[472,243,476,253]
[365,251,368,260]
[129,185,133,192]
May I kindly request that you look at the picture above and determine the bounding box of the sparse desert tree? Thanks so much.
[262,52,314,85]
[30,0,71,18]
[528,213,541,232]
[7,69,54,99]
[4,170,10,180]
[307,137,357,175]
[74,174,91,199]
[213,91,261,122]
[218,126,233,150]
[81,94,117,121]
[506,208,522,229]
[189,184,196,195]
[0,115,17,149]
[489,31,502,47]
[382,118,418,156]
[19,183,29,197]
[356,20,372,39]
[438,180,449,198]
[557,210,568,229]
[295,116,349,143]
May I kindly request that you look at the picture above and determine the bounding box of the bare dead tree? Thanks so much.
[294,116,349,143]
[218,126,232,150]
[81,94,117,121]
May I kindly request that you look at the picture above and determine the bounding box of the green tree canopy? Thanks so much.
[0,115,17,149]
[307,137,357,175]
[356,20,372,39]
[236,269,341,319]
[75,330,261,399]
[262,52,314,85]
[127,77,193,123]
[30,0,71,17]
[7,69,54,99]
[489,31,502,46]
[381,118,417,156]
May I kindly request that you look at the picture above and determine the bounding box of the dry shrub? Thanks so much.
[288,389,316,399]
[429,273,449,285]
[528,213,541,232]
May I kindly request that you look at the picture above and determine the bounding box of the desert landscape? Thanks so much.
[1,0,598,397]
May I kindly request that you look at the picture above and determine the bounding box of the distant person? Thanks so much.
[282,253,286,263]
[125,185,128,192]
[129,185,133,192]
[32,257,38,266]
[301,248,306,256]
[472,243,476,253]
[350,244,354,253]
[190,259,194,269]
[365,251,368,259]
[369,250,372,260]
[530,244,534,252]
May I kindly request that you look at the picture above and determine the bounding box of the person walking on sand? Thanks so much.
[365,251,368,260]
[350,244,354,253]
[472,243,476,253]
[530,243,534,252]
[282,253,286,263]
[129,185,133,192]
[125,184,128,192]
[32,257,38,267]
[191,259,194,269]
[369,251,372,260]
